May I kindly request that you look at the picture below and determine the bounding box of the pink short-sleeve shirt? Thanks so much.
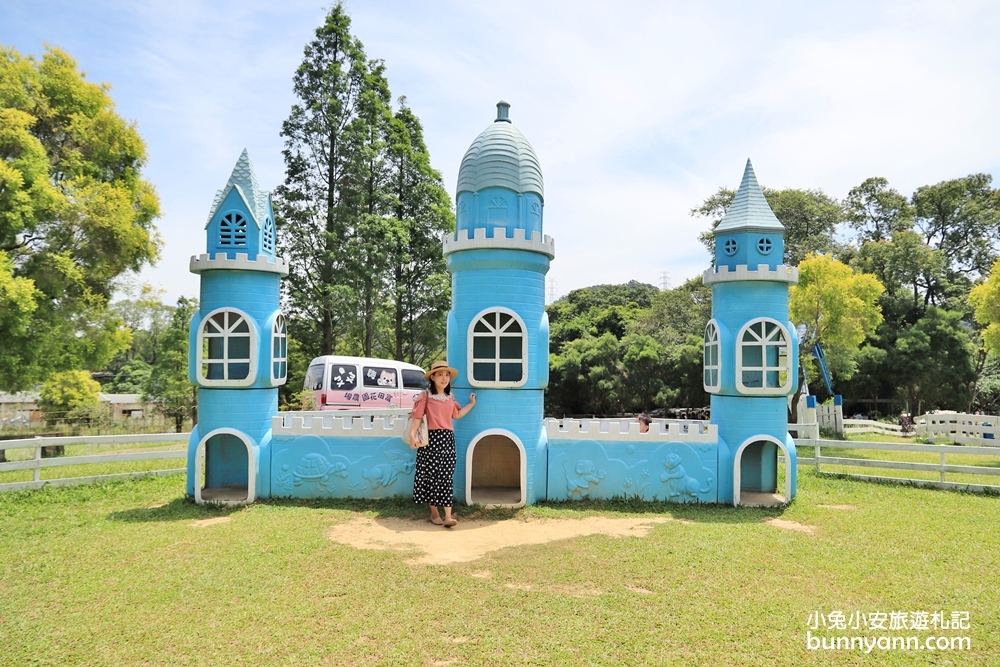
[411,392,461,431]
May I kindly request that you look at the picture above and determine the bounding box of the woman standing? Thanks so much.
[408,361,476,527]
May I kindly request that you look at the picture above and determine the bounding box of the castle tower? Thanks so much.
[703,160,798,505]
[446,101,555,507]
[186,150,288,504]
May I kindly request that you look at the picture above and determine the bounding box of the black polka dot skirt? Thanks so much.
[413,429,456,506]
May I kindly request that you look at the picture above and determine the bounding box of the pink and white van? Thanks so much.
[304,356,428,411]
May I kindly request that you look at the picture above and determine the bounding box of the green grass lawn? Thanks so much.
[1,471,998,666]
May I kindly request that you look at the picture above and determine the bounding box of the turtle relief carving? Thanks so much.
[565,459,607,497]
[290,453,348,490]
[660,451,713,499]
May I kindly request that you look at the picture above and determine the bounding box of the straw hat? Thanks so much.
[424,360,458,380]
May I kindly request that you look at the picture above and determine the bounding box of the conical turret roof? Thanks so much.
[205,149,270,227]
[714,159,783,234]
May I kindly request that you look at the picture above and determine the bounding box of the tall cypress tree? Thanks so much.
[275,4,452,365]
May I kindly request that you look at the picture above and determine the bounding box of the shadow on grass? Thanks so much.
[255,493,789,526]
[107,496,249,523]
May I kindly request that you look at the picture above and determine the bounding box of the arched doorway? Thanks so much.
[733,435,792,507]
[195,428,256,504]
[465,429,526,508]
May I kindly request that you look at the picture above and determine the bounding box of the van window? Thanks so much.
[401,369,428,390]
[363,366,397,388]
[304,364,325,391]
[330,365,358,390]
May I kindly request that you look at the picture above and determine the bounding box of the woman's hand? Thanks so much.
[469,392,476,405]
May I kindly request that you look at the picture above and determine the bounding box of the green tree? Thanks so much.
[0,45,160,390]
[275,6,451,365]
[693,186,842,264]
[380,100,453,366]
[38,369,100,425]
[969,258,1000,356]
[843,176,913,244]
[145,297,197,432]
[789,254,883,418]
[894,307,976,415]
[108,358,152,394]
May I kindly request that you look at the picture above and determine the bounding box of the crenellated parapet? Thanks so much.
[190,253,289,276]
[443,227,555,259]
[272,411,408,439]
[546,418,718,443]
[702,264,798,285]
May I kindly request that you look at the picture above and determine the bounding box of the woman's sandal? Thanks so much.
[428,517,444,525]
[443,518,458,528]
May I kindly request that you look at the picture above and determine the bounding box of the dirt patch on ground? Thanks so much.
[817,504,857,510]
[190,516,231,528]
[327,516,671,565]
[764,518,816,535]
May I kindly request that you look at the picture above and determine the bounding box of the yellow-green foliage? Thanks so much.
[38,370,102,423]
[0,45,160,390]
[969,258,1000,355]
[790,254,884,380]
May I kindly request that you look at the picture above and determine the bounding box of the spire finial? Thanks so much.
[496,100,511,123]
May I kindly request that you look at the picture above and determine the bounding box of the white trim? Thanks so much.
[467,307,528,388]
[733,435,792,507]
[465,429,527,508]
[442,227,555,259]
[196,307,258,387]
[702,264,798,285]
[270,313,288,386]
[736,317,793,395]
[194,428,256,505]
[703,319,721,392]
[189,253,289,276]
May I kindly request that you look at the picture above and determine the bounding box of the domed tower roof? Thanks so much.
[457,101,544,198]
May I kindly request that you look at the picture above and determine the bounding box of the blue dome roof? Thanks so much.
[457,101,544,198]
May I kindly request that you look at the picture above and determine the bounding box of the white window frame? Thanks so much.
[703,319,721,392]
[271,313,287,385]
[262,216,276,254]
[468,307,528,388]
[736,317,792,395]
[197,307,257,387]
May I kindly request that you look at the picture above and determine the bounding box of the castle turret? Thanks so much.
[186,150,288,504]
[446,101,555,507]
[703,160,798,505]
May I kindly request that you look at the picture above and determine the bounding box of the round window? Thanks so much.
[757,238,772,254]
[723,238,738,256]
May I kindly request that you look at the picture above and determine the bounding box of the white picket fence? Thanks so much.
[914,412,1000,446]
[791,438,1000,493]
[842,419,910,437]
[0,433,188,493]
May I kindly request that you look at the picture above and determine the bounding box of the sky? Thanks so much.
[3,0,1000,304]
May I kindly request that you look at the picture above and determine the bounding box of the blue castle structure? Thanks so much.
[185,104,798,507]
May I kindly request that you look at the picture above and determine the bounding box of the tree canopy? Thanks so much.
[0,45,160,390]
[274,4,452,367]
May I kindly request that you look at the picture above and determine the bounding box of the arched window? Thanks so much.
[262,217,275,254]
[737,318,792,394]
[704,320,721,392]
[469,308,527,387]
[198,309,256,386]
[271,314,287,384]
[219,212,247,247]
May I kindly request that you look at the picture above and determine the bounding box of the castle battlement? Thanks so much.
[190,252,289,276]
[443,227,555,259]
[546,418,718,443]
[272,411,408,438]
[702,264,798,285]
